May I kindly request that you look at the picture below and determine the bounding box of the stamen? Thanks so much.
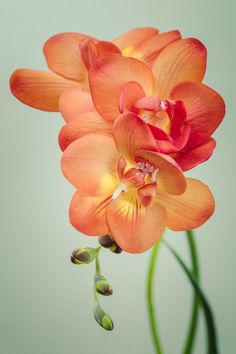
[136,161,145,170]
[136,162,154,178]
[160,100,167,111]
[151,168,159,182]
[112,182,128,200]
[142,114,151,123]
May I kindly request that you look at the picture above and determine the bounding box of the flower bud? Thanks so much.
[99,235,122,254]
[71,247,97,265]
[109,244,123,254]
[94,275,113,296]
[94,303,114,331]
[98,235,114,248]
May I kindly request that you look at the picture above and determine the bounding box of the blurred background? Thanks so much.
[1,0,235,353]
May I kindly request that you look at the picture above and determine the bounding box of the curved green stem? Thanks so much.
[146,242,163,354]
[183,230,200,354]
[163,239,218,354]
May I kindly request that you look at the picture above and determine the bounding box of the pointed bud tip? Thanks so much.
[102,314,114,331]
[110,244,123,254]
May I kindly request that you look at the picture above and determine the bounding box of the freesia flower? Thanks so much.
[62,38,224,171]
[10,27,180,112]
[61,116,215,253]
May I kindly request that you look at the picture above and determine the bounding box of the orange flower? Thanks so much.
[10,27,180,112]
[61,125,214,253]
[76,38,224,171]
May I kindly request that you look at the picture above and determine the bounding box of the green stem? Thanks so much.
[183,230,200,354]
[146,242,163,354]
[95,252,101,275]
[163,240,218,354]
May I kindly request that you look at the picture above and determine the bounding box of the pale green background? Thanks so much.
[1,0,235,353]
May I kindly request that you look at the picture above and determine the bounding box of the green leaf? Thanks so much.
[162,240,218,354]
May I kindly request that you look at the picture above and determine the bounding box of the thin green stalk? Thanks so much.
[146,242,163,354]
[95,252,101,275]
[163,240,218,354]
[183,230,200,354]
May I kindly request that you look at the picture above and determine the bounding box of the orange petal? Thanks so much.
[171,82,225,149]
[133,96,161,111]
[59,87,95,122]
[138,30,181,67]
[89,53,157,121]
[135,150,186,195]
[80,39,121,69]
[106,188,166,253]
[138,183,157,207]
[79,38,99,70]
[59,111,112,151]
[174,138,216,171]
[113,113,158,162]
[113,27,159,52]
[153,38,207,99]
[69,191,110,235]
[117,156,127,179]
[119,81,145,113]
[157,177,215,230]
[61,133,119,196]
[97,41,121,55]
[10,69,80,111]
[43,32,91,85]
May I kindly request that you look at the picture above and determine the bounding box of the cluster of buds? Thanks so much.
[70,236,121,331]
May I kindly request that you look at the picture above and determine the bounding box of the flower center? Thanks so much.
[131,97,171,134]
[112,161,158,200]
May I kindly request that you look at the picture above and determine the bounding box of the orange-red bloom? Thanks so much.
[61,127,215,253]
[10,28,180,112]
[79,38,225,171]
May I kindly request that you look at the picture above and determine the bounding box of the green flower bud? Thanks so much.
[71,247,97,265]
[109,244,123,254]
[94,275,113,296]
[99,235,122,254]
[94,303,114,331]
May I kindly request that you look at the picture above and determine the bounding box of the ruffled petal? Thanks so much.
[59,111,112,151]
[43,32,91,85]
[69,191,110,235]
[157,177,215,230]
[106,188,166,253]
[135,150,186,195]
[113,113,158,162]
[157,125,191,154]
[171,82,225,149]
[174,138,216,171]
[89,53,157,121]
[119,81,145,113]
[10,69,80,111]
[59,87,95,121]
[61,133,119,196]
[153,38,207,99]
